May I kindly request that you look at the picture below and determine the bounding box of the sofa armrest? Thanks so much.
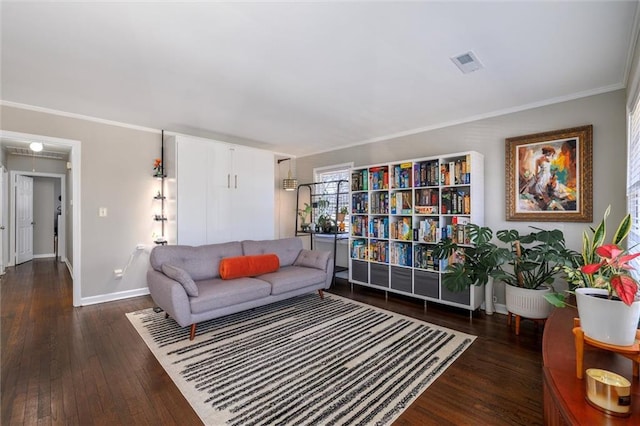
[294,249,334,288]
[146,269,192,327]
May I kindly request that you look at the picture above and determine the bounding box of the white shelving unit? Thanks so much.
[348,151,485,312]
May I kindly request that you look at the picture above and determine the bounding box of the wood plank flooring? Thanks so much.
[1,259,543,425]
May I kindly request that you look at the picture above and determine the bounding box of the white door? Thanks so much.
[207,143,232,243]
[176,137,209,246]
[16,175,34,264]
[232,146,275,241]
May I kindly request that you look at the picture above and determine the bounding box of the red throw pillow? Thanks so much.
[219,254,280,280]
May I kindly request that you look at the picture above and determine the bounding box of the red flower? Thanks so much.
[581,243,640,306]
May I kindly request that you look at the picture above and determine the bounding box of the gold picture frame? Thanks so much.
[505,125,593,222]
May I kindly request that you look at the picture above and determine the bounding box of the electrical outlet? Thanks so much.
[114,268,123,279]
[136,244,145,250]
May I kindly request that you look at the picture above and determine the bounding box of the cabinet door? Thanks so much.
[176,138,208,245]
[206,143,233,243]
[231,146,275,241]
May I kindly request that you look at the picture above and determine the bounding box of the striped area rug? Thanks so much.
[126,293,475,426]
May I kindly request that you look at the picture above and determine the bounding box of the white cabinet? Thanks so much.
[172,135,275,246]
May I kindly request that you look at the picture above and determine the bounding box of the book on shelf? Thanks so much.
[351,240,367,259]
[369,240,389,263]
[350,216,368,237]
[417,218,439,243]
[371,191,389,214]
[369,167,388,190]
[440,189,470,215]
[390,242,412,266]
[441,218,471,244]
[393,162,412,189]
[352,170,368,191]
[414,245,439,270]
[352,193,369,213]
[368,217,389,239]
[390,217,412,241]
[391,191,412,214]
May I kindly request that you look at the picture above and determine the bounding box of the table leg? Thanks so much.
[574,327,585,379]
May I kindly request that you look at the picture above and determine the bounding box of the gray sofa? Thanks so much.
[147,237,333,339]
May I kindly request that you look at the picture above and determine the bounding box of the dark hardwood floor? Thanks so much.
[1,260,543,425]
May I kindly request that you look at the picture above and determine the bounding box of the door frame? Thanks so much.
[0,166,7,274]
[0,130,81,307]
[10,171,66,265]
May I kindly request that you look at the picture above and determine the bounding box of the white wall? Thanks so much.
[0,89,628,306]
[1,106,163,302]
[296,90,628,305]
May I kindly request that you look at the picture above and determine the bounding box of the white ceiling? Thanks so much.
[1,1,639,157]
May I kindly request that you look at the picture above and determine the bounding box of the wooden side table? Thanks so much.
[573,318,640,380]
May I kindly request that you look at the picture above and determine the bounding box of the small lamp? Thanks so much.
[278,158,298,191]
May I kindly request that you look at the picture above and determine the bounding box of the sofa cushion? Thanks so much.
[258,265,327,295]
[294,249,331,270]
[149,242,243,280]
[161,264,199,297]
[190,277,271,314]
[219,254,280,280]
[242,238,302,267]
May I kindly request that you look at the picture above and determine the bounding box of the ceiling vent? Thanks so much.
[451,51,483,74]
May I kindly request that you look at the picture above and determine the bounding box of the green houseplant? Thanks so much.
[547,205,639,305]
[434,223,576,319]
[433,224,575,290]
[432,224,504,292]
[297,203,312,232]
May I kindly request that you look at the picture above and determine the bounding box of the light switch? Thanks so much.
[99,207,107,217]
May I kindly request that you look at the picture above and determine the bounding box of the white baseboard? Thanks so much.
[81,287,149,306]
[34,253,57,259]
[64,258,73,279]
[492,303,508,315]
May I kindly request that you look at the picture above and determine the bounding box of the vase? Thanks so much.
[505,284,553,319]
[575,288,640,347]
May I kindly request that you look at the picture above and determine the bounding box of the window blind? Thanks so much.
[628,95,640,279]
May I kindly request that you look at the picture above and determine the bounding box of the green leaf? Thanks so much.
[544,293,567,308]
[613,214,632,245]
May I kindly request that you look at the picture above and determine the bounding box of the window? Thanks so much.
[314,163,352,230]
[628,93,640,280]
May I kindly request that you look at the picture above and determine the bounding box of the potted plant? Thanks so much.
[337,206,349,232]
[297,203,312,232]
[495,227,576,321]
[432,224,508,315]
[546,206,640,346]
[337,206,349,223]
[433,224,576,319]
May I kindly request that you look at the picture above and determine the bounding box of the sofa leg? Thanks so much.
[318,289,324,299]
[189,324,197,340]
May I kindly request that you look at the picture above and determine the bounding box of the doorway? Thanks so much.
[12,173,65,265]
[0,130,81,306]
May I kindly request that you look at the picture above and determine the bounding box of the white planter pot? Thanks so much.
[505,285,553,319]
[575,288,640,347]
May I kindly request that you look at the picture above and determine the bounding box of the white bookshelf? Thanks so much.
[348,151,484,311]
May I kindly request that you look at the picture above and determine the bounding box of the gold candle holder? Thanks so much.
[585,368,631,417]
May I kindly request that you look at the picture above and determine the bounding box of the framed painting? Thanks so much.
[505,125,593,222]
